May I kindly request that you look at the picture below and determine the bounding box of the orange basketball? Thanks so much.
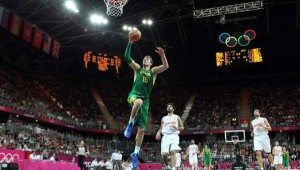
[128,29,141,42]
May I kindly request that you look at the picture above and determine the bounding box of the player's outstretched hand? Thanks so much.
[155,47,165,57]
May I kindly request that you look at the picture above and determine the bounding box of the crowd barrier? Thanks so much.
[0,149,25,163]
[0,148,299,170]
[17,159,80,170]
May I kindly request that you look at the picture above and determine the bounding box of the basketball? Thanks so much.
[128,29,141,42]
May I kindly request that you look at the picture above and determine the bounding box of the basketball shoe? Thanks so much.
[130,153,139,169]
[124,123,133,138]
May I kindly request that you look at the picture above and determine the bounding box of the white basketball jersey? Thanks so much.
[162,114,179,135]
[189,144,198,155]
[274,146,282,156]
[251,117,268,136]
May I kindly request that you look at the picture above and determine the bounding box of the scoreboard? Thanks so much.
[216,47,263,67]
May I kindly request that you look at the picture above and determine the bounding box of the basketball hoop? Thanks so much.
[104,0,129,17]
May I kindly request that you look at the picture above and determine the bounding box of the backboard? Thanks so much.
[224,130,245,143]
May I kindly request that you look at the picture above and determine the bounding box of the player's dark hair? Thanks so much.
[166,103,175,110]
[254,109,260,113]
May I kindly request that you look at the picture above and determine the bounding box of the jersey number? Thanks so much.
[142,76,148,83]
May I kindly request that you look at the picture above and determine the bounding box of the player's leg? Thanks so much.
[208,158,212,170]
[283,158,288,170]
[188,156,193,170]
[188,160,193,170]
[124,94,143,138]
[175,153,181,170]
[170,150,177,170]
[131,101,149,169]
[277,156,283,170]
[274,156,280,170]
[193,163,197,170]
[161,135,170,168]
[262,135,275,169]
[204,156,210,170]
[254,137,264,169]
[191,157,197,170]
[162,153,169,169]
[256,150,264,169]
[169,135,181,170]
[130,126,144,169]
[130,98,143,118]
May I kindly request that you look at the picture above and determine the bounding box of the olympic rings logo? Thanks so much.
[219,29,256,48]
[0,153,20,163]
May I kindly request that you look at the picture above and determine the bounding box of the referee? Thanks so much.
[77,141,89,170]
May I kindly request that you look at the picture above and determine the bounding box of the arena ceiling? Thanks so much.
[0,0,299,84]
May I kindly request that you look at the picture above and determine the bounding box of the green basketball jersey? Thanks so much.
[282,151,289,159]
[203,148,211,157]
[130,67,154,100]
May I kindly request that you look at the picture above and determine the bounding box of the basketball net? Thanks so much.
[233,139,238,145]
[104,0,129,17]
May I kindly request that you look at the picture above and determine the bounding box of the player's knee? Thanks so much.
[170,150,176,155]
[134,99,143,106]
[162,153,168,157]
[137,128,144,135]
[256,150,262,156]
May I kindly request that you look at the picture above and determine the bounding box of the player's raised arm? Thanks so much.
[152,47,169,74]
[263,118,272,131]
[124,41,140,70]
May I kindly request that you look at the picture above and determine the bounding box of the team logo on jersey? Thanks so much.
[140,70,151,76]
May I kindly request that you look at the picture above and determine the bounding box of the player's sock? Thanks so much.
[129,117,135,124]
[134,146,140,154]
[171,167,176,170]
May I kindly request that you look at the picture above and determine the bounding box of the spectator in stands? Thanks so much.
[29,150,38,160]
[122,157,132,170]
[40,150,48,160]
[213,161,219,170]
[90,157,99,170]
[105,158,112,170]
[50,153,57,161]
[98,159,105,169]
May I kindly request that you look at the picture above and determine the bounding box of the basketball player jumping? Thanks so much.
[272,141,283,170]
[251,109,275,170]
[123,41,169,169]
[156,103,184,170]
